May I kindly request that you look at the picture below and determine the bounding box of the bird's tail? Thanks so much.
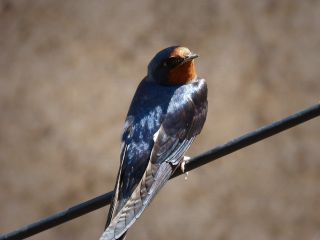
[114,232,127,240]
[100,161,175,240]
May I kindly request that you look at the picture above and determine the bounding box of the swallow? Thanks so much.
[100,46,208,240]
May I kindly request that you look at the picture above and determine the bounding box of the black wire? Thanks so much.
[1,103,319,240]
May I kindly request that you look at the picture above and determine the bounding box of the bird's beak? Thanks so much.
[184,53,199,62]
[173,52,198,68]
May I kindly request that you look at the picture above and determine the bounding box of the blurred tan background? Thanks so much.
[1,0,320,239]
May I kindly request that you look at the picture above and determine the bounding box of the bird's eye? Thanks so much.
[162,57,183,68]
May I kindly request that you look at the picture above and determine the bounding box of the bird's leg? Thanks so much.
[181,156,190,180]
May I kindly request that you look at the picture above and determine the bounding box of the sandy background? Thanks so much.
[1,0,319,239]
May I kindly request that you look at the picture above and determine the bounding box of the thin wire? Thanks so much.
[1,103,319,240]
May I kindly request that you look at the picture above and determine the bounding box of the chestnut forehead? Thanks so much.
[169,47,191,58]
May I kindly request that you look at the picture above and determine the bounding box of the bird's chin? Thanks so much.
[167,61,197,85]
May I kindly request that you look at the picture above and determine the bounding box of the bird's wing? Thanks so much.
[101,80,207,240]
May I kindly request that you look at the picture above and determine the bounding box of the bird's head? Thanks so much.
[148,46,198,85]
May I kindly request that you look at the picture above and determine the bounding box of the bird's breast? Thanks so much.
[168,61,197,85]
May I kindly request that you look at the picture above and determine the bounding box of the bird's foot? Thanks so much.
[181,156,190,180]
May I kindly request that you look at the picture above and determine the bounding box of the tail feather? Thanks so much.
[104,157,125,230]
[100,162,175,240]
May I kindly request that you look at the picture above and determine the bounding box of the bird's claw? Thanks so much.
[181,156,191,180]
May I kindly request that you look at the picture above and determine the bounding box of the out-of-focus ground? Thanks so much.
[0,0,319,239]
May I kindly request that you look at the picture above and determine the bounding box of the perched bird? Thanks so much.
[100,46,208,240]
